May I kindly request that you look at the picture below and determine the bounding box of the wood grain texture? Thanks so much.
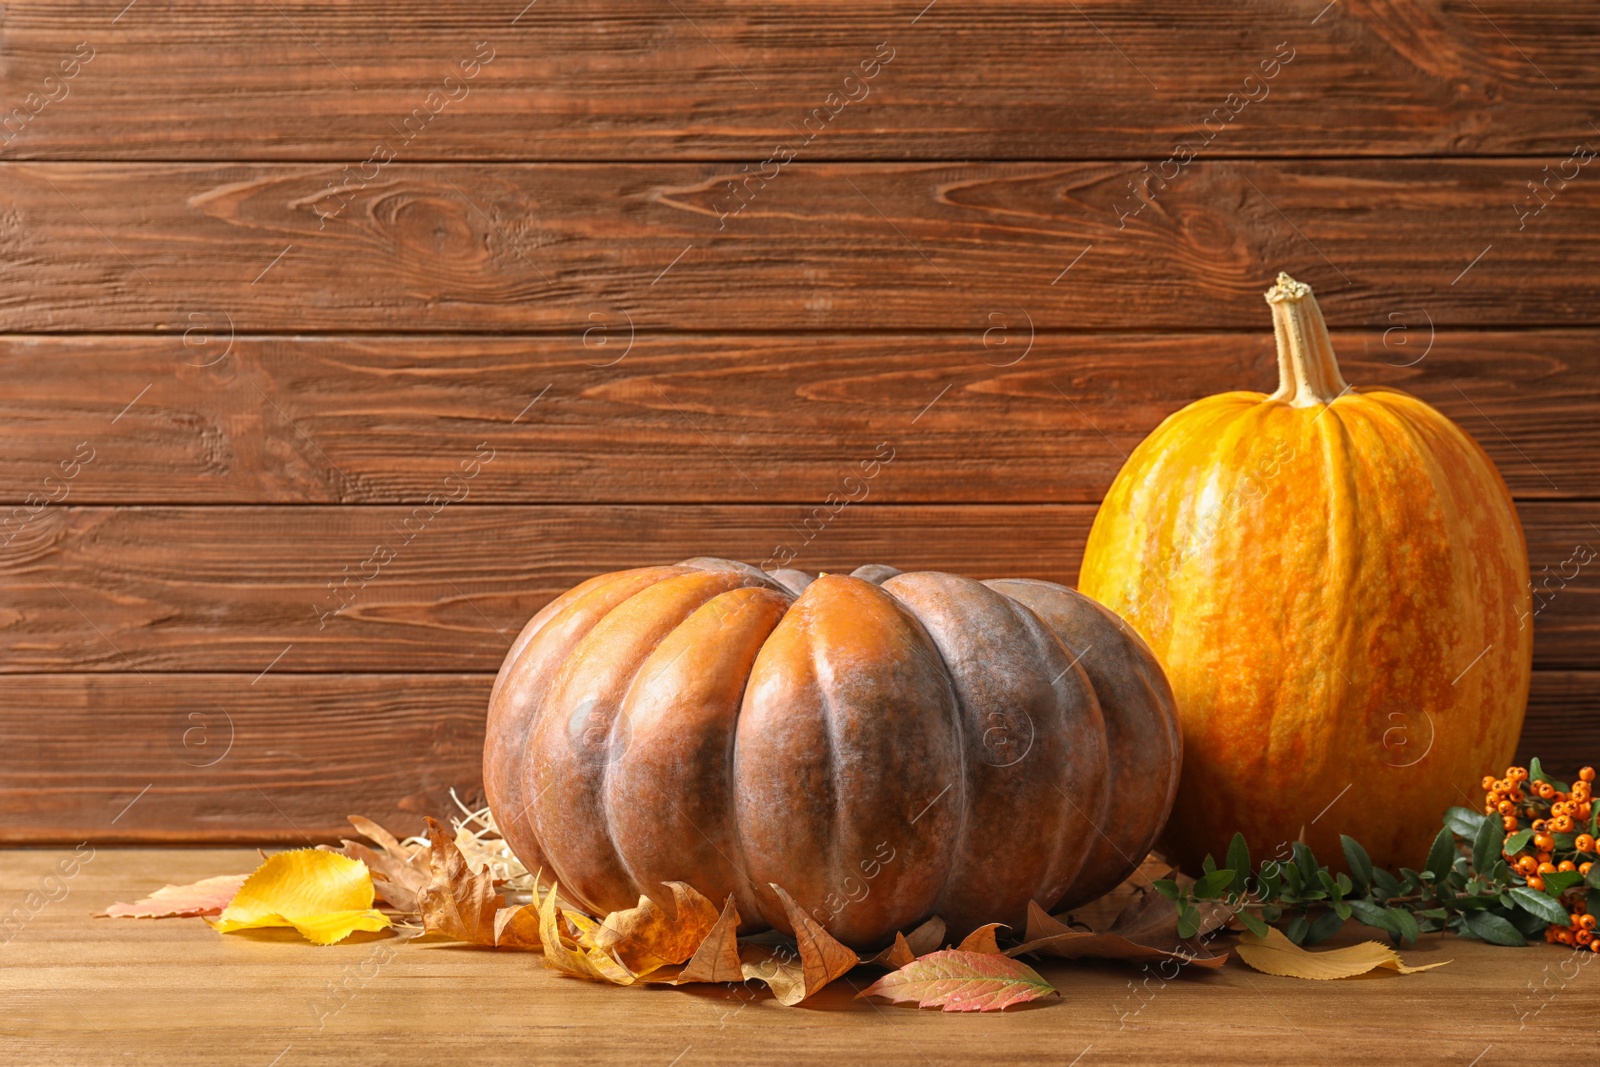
[7,849,1594,1067]
[1,503,1594,673]
[2,161,1598,332]
[0,330,1595,504]
[1,2,1595,161]
[0,673,1592,844]
[0,675,484,844]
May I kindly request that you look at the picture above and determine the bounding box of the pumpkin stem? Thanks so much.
[1264,272,1350,407]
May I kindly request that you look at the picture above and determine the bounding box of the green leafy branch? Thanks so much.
[1155,758,1600,949]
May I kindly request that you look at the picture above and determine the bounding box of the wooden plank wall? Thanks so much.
[1,1,1596,842]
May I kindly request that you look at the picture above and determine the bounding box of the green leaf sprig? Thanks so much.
[1154,758,1600,949]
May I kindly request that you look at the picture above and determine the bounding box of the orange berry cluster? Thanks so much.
[1490,765,1598,950]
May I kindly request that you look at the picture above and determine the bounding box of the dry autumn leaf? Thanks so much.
[1009,893,1227,969]
[1063,854,1176,932]
[587,882,721,977]
[1235,926,1451,980]
[674,896,743,983]
[340,815,429,913]
[867,915,947,969]
[905,915,947,956]
[759,885,861,1005]
[956,923,1006,954]
[538,881,636,985]
[209,850,391,945]
[859,950,1058,1012]
[867,932,916,970]
[416,816,498,945]
[493,904,542,950]
[103,873,249,919]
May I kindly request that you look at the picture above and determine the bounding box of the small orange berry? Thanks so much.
[1486,791,1502,806]
[1518,855,1539,875]
[1581,767,1596,782]
[1535,833,1556,851]
[1483,775,1497,790]
[1528,875,1546,891]
[1576,834,1596,853]
[1552,801,1571,816]
[1510,767,1529,781]
[1538,782,1557,799]
[1538,861,1558,875]
[1509,788,1525,802]
[1580,915,1598,931]
[1580,931,1595,947]
[1498,800,1516,815]
[1559,861,1577,873]
[1553,816,1575,833]
[1579,803,1594,819]
[1533,819,1548,830]
[1503,816,1520,831]
[1557,930,1576,946]
[1582,862,1595,876]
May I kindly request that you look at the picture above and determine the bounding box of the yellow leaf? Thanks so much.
[1235,926,1450,980]
[209,850,391,945]
[538,881,635,985]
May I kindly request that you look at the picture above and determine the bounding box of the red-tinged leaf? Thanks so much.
[859,950,1059,1012]
[956,923,1006,954]
[103,873,249,919]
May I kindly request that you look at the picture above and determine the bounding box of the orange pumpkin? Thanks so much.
[485,558,1179,949]
[1078,273,1532,873]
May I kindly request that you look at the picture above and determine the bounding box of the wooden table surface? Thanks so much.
[4,848,1595,1065]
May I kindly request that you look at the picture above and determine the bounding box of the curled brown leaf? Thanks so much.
[1009,894,1227,969]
